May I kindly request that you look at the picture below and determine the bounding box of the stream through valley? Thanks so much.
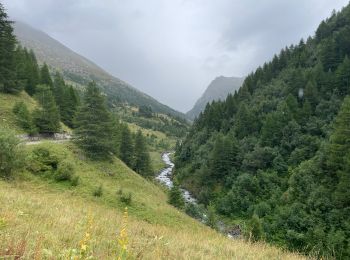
[155,152,197,204]
[155,152,241,239]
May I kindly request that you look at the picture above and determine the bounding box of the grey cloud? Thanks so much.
[3,0,349,112]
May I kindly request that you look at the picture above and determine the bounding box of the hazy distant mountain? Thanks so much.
[186,76,244,120]
[13,21,185,118]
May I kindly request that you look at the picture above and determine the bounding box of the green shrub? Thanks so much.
[119,191,133,205]
[26,146,60,174]
[71,176,80,186]
[185,203,204,220]
[247,214,263,242]
[93,185,103,197]
[168,184,185,209]
[0,127,23,178]
[55,160,75,181]
[12,102,37,134]
[26,144,77,184]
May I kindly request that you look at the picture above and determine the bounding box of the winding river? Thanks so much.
[156,152,241,239]
[155,152,197,204]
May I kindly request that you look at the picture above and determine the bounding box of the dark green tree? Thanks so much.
[26,50,40,95]
[0,127,23,178]
[328,96,350,171]
[52,72,79,127]
[0,4,20,94]
[133,130,152,176]
[168,184,185,209]
[335,55,350,95]
[32,85,61,133]
[119,125,133,166]
[39,63,53,88]
[74,82,113,159]
[12,101,37,134]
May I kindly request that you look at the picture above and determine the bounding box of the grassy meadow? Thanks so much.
[0,142,306,259]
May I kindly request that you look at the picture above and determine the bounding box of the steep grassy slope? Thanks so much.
[0,91,37,133]
[0,142,304,259]
[13,21,185,119]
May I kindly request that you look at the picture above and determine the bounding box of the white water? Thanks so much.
[156,152,197,204]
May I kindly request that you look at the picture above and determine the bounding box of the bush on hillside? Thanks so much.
[0,127,23,178]
[118,189,133,205]
[93,185,103,197]
[26,144,78,184]
[55,159,75,181]
[12,102,37,134]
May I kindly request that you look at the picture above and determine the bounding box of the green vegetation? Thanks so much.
[0,128,23,178]
[175,4,350,259]
[168,184,185,209]
[0,142,304,259]
[0,91,37,133]
[115,104,190,139]
[12,101,37,134]
[33,85,61,133]
[52,72,79,128]
[73,82,114,160]
[133,130,152,176]
[0,4,18,94]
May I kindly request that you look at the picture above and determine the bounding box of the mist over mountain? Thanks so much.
[13,21,185,119]
[186,76,244,120]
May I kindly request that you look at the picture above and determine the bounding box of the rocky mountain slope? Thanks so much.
[186,76,244,120]
[14,21,185,119]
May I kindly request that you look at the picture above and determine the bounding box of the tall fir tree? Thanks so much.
[133,130,152,176]
[32,85,61,133]
[39,63,53,88]
[0,3,20,94]
[328,96,350,171]
[52,72,79,127]
[73,82,113,159]
[25,49,40,95]
[119,125,133,166]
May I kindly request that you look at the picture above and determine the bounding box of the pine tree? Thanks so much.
[39,63,53,88]
[328,96,350,171]
[32,85,61,134]
[0,4,20,94]
[304,80,319,109]
[13,101,37,134]
[168,184,185,209]
[119,125,133,166]
[74,82,113,159]
[209,134,238,181]
[335,56,350,96]
[52,72,78,127]
[133,130,152,176]
[25,50,40,95]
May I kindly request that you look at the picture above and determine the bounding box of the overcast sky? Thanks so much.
[3,0,349,112]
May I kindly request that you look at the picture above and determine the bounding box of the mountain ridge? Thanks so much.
[186,76,244,120]
[13,21,186,119]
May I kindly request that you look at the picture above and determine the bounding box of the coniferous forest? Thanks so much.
[175,5,350,258]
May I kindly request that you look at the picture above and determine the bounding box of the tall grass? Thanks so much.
[0,142,306,259]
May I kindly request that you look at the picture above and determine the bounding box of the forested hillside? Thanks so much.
[175,5,350,258]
